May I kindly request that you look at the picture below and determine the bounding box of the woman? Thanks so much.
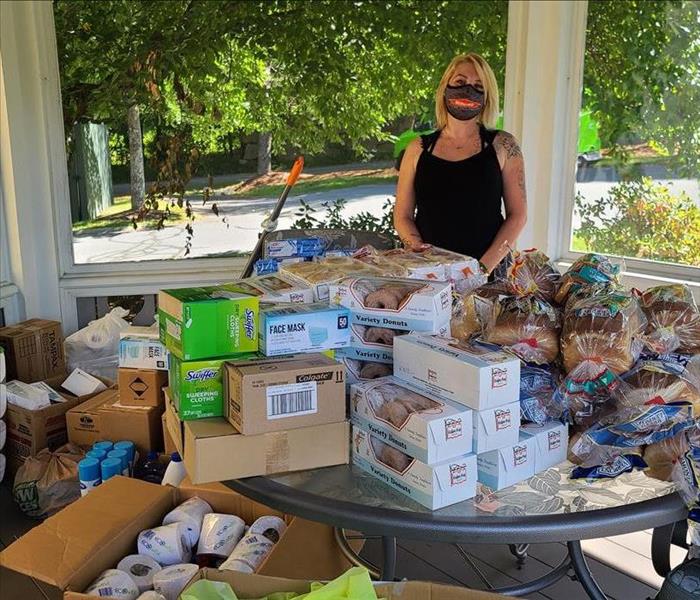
[394,53,527,274]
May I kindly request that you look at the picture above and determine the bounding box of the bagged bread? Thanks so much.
[496,248,561,302]
[519,364,562,424]
[622,353,700,410]
[560,288,646,374]
[644,432,689,482]
[450,292,492,342]
[554,253,622,305]
[483,296,561,364]
[640,284,700,354]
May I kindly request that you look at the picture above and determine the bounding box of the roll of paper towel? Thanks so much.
[117,554,162,592]
[0,453,5,484]
[0,420,6,452]
[152,563,199,600]
[0,382,6,419]
[162,496,213,547]
[136,592,167,600]
[218,516,286,573]
[196,513,245,558]
[85,569,139,600]
[137,523,191,566]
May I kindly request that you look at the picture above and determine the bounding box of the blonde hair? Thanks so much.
[435,53,499,129]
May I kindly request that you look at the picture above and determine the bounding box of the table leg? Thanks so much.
[567,541,607,600]
[382,536,397,581]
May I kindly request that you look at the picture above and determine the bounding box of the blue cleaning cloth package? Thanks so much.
[260,303,351,356]
[264,237,325,259]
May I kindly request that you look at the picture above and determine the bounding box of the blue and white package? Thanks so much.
[260,303,351,356]
[519,364,559,425]
[265,237,325,259]
[254,256,307,276]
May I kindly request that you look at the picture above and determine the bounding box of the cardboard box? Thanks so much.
[329,277,452,332]
[352,426,476,510]
[118,367,168,407]
[335,344,394,364]
[259,303,351,356]
[477,433,537,492]
[339,355,393,386]
[118,335,169,370]
[162,414,178,455]
[0,476,359,599]
[394,335,521,410]
[169,353,257,420]
[227,273,314,304]
[521,421,569,472]
[3,374,111,474]
[184,569,509,599]
[348,323,401,355]
[165,390,349,483]
[158,285,259,360]
[350,376,473,464]
[66,388,163,456]
[472,401,521,454]
[224,354,346,435]
[0,318,65,382]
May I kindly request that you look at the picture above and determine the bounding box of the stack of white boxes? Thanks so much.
[393,334,568,493]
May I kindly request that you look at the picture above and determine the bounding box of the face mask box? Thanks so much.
[259,303,351,356]
[117,368,168,408]
[227,274,314,304]
[521,421,569,472]
[393,334,521,410]
[350,376,473,464]
[329,277,452,332]
[472,401,521,454]
[338,356,392,386]
[352,426,477,510]
[119,334,169,371]
[0,318,65,383]
[158,286,259,361]
[169,353,257,420]
[0,476,358,599]
[224,354,346,435]
[477,433,537,492]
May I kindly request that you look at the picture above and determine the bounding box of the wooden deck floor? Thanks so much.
[0,483,662,600]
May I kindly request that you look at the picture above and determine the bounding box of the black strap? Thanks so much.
[421,130,440,154]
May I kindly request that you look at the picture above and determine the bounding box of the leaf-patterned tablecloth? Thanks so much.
[267,462,677,518]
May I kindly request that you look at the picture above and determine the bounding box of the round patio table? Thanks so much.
[225,462,686,600]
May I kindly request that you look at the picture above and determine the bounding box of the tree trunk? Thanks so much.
[127,104,145,210]
[257,131,272,175]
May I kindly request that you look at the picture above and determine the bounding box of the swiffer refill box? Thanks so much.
[393,335,520,410]
[477,433,537,492]
[158,285,259,360]
[352,426,477,510]
[350,376,473,464]
[521,421,569,472]
[472,401,521,454]
[259,303,351,356]
[328,277,452,332]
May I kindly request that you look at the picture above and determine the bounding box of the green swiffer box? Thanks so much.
[158,285,259,360]
[169,353,257,420]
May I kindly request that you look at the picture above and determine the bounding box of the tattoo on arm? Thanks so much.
[517,166,526,200]
[498,132,522,160]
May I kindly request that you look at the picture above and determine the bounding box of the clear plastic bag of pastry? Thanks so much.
[450,292,492,342]
[418,246,485,293]
[280,256,385,284]
[380,248,446,280]
[640,284,700,355]
[365,380,441,428]
[492,248,561,302]
[483,296,561,364]
[352,245,410,277]
[554,253,623,305]
[560,288,646,374]
[519,364,563,424]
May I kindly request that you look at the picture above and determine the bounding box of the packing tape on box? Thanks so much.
[219,516,287,573]
[162,496,213,547]
[117,554,162,592]
[137,592,166,600]
[265,432,290,474]
[137,522,192,566]
[196,513,245,557]
[152,563,199,600]
[85,568,140,600]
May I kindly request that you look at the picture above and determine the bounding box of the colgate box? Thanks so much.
[394,335,520,411]
[329,277,452,332]
[352,426,477,510]
[477,433,537,492]
[521,421,569,472]
[169,353,257,420]
[350,376,473,464]
[158,285,259,361]
[472,401,521,454]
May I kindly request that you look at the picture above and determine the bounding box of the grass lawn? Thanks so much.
[231,173,398,199]
[72,195,188,234]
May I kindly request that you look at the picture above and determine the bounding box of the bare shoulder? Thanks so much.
[405,137,423,157]
[493,130,522,160]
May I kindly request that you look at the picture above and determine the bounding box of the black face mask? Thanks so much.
[444,83,484,121]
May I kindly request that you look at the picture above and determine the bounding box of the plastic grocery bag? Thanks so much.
[13,443,84,518]
[64,306,130,381]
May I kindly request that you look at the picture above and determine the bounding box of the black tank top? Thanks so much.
[414,126,504,259]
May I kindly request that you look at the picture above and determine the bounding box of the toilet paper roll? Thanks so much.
[137,592,166,600]
[0,420,5,451]
[85,568,139,600]
[117,554,162,592]
[162,496,213,547]
[196,513,245,558]
[248,516,287,541]
[137,523,191,566]
[152,563,199,600]
[218,515,287,574]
